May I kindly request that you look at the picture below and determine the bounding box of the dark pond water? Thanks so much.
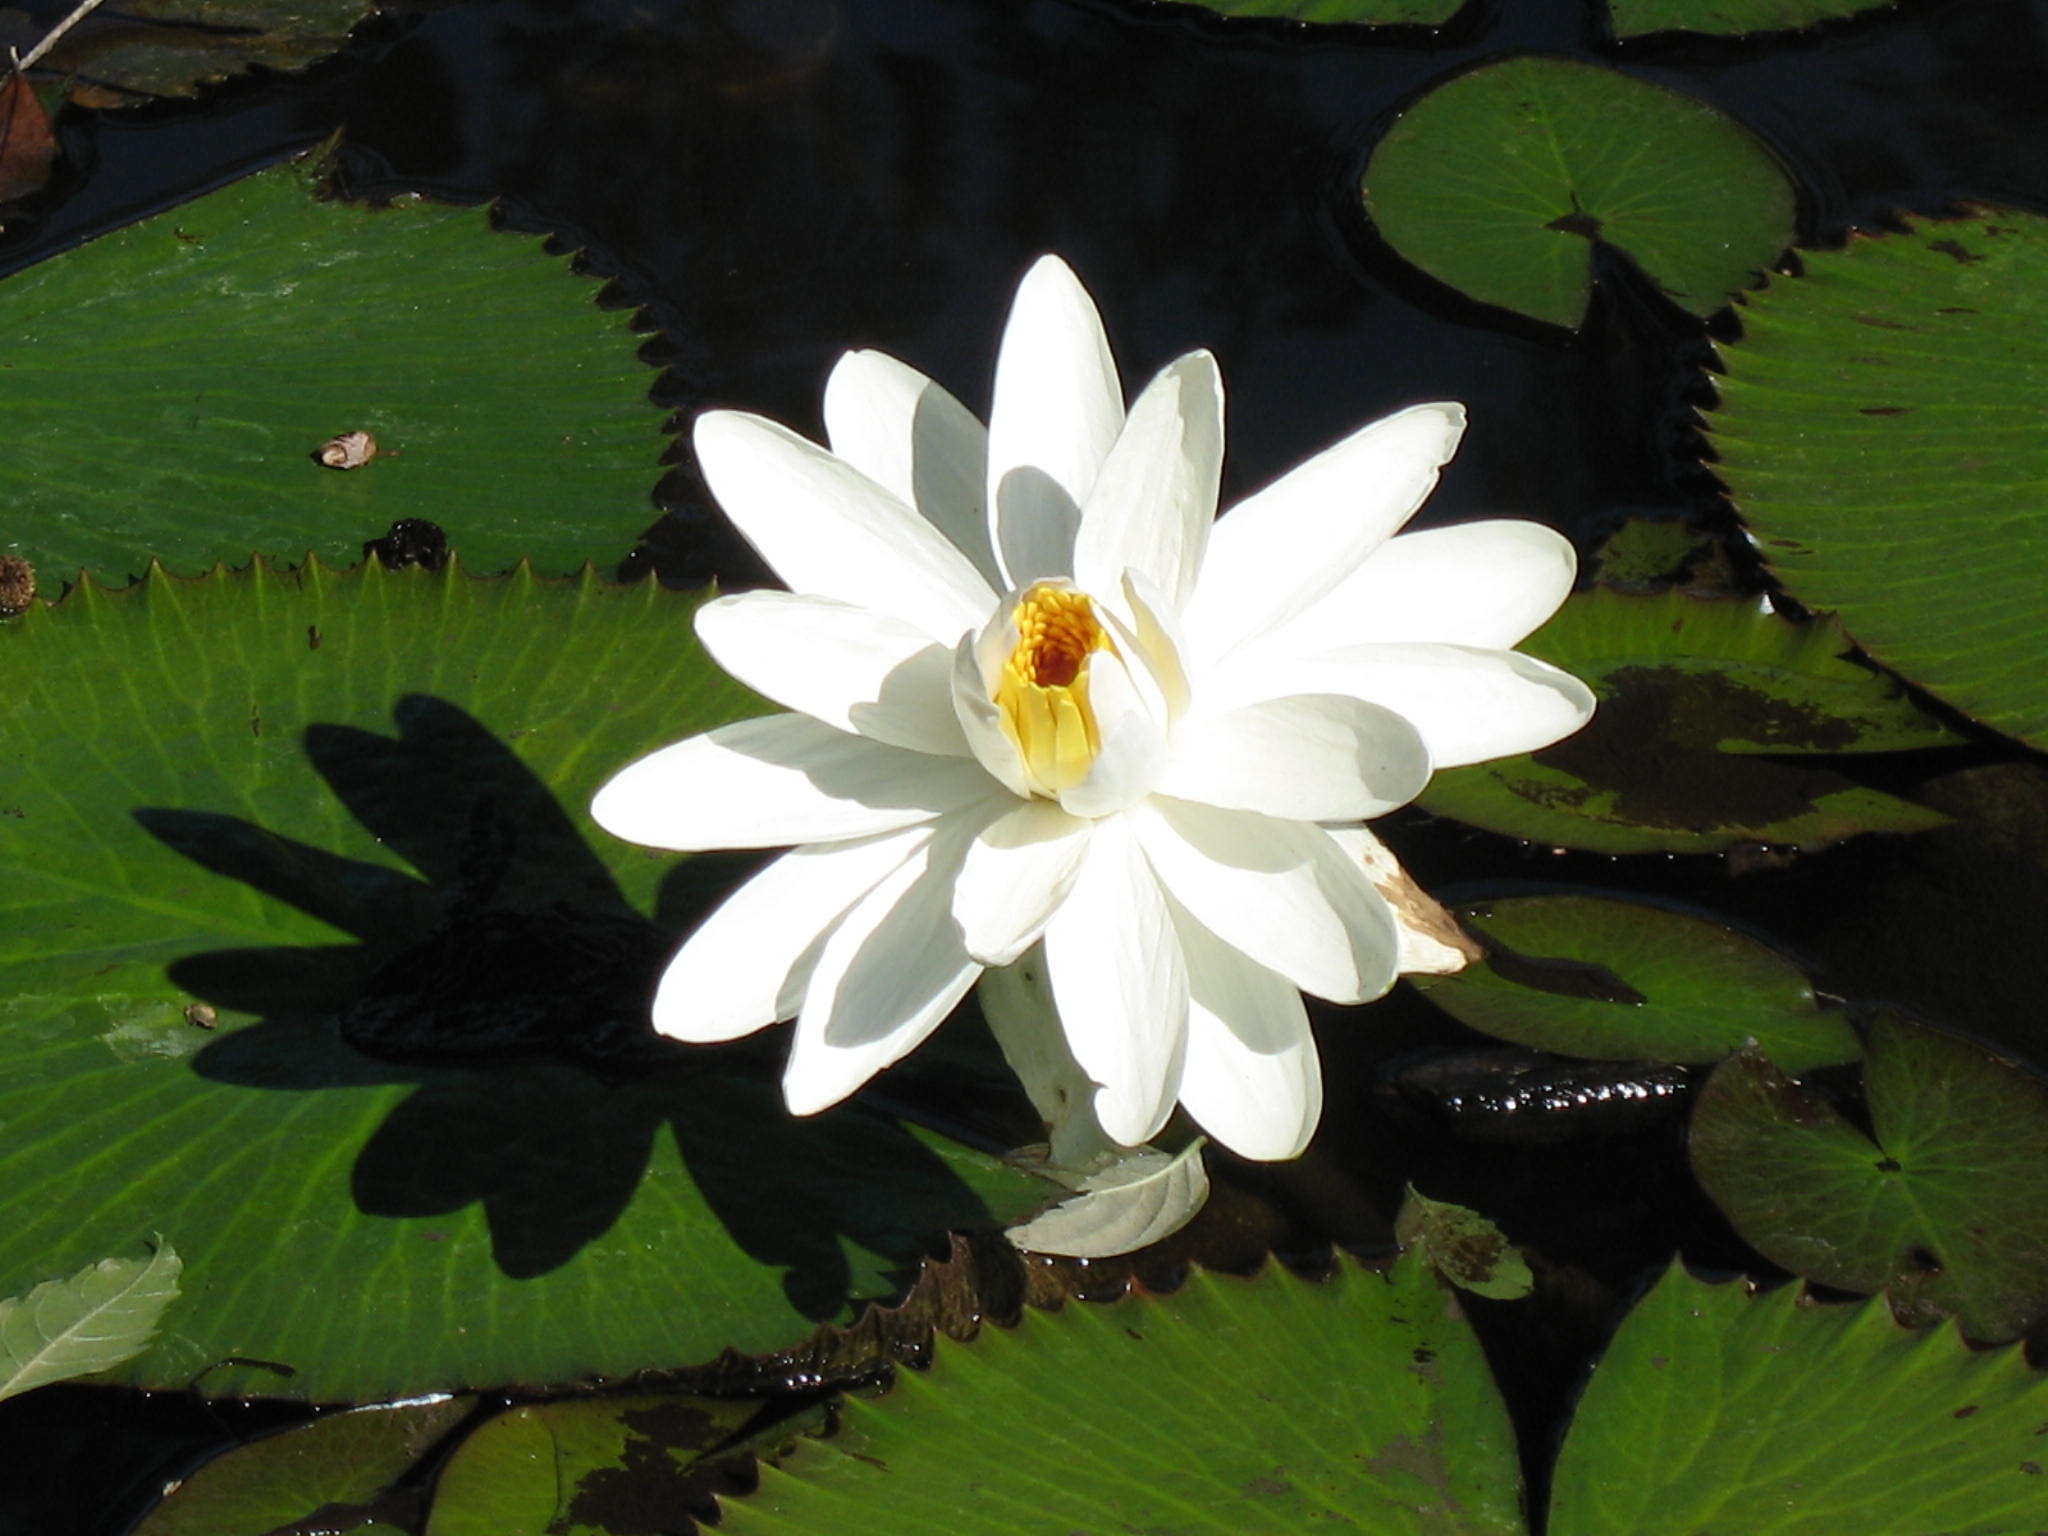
[4,0,2048,1530]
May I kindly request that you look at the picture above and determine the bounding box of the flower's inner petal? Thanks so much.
[1157,692,1433,823]
[783,819,987,1116]
[823,349,1000,589]
[650,829,927,1043]
[987,256,1125,589]
[953,799,1093,966]
[1042,815,1189,1148]
[1136,797,1400,1006]
[1181,401,1466,669]
[695,410,996,644]
[1054,640,1168,818]
[1208,640,1595,769]
[1250,519,1580,659]
[1073,350,1224,613]
[1168,899,1323,1161]
[592,713,994,851]
[996,583,1117,796]
[696,591,973,758]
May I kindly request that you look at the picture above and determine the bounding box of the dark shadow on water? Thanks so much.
[134,694,1007,1308]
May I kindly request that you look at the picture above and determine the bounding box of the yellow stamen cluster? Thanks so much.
[995,584,1113,794]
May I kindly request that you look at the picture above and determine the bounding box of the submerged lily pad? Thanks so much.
[1711,210,2048,749]
[13,0,374,105]
[1550,1265,2048,1535]
[1419,588,1954,853]
[1690,1016,2048,1342]
[1363,55,1795,328]
[1415,894,1859,1072]
[1151,0,1463,20]
[1606,0,1895,36]
[0,561,1047,1401]
[716,1249,1523,1536]
[0,149,664,585]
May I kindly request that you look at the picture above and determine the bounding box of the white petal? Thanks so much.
[1041,815,1188,1147]
[1182,401,1466,667]
[592,713,995,850]
[1157,693,1432,822]
[783,817,986,1115]
[1170,904,1322,1161]
[649,829,927,1042]
[1135,797,1399,1006]
[822,349,1000,588]
[1324,825,1482,978]
[1202,642,1595,768]
[695,592,971,757]
[950,630,1033,799]
[1257,519,1580,657]
[1056,644,1169,819]
[987,256,1125,589]
[953,801,1092,965]
[1073,350,1223,612]
[695,410,995,644]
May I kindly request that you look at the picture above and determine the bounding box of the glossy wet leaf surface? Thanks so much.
[1690,1016,2048,1342]
[716,1249,1523,1536]
[1550,1265,2048,1535]
[0,1243,181,1401]
[0,561,1047,1401]
[1363,55,1796,328]
[1419,588,1955,852]
[1606,0,1897,37]
[1711,210,2048,749]
[0,150,663,585]
[1415,893,1859,1073]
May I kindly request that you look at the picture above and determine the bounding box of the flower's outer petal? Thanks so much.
[696,592,971,757]
[1181,402,1466,667]
[1073,350,1224,612]
[695,410,996,643]
[1056,646,1169,819]
[822,349,1000,588]
[987,256,1125,590]
[951,631,1034,800]
[1136,797,1400,1005]
[1042,815,1189,1148]
[953,800,1093,965]
[650,829,928,1042]
[1157,693,1432,822]
[783,816,987,1115]
[1324,825,1483,977]
[592,714,995,850]
[1169,902,1322,1160]
[1119,569,1192,722]
[1202,642,1594,768]
[1258,519,1579,658]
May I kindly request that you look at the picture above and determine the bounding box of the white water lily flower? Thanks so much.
[593,255,1593,1162]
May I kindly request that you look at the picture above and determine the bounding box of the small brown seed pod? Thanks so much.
[0,554,36,618]
[316,431,379,470]
[183,1002,219,1030]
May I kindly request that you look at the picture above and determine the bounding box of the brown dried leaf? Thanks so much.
[0,71,58,204]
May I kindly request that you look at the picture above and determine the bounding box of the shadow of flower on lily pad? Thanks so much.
[135,695,1035,1314]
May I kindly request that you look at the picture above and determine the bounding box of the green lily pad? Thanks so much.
[1690,1016,2048,1342]
[1148,0,1462,20]
[1414,894,1859,1073]
[1362,55,1795,328]
[1607,0,1897,38]
[1551,1264,2048,1535]
[0,148,664,585]
[1419,587,1955,853]
[0,561,1048,1402]
[423,1394,764,1536]
[0,1242,181,1401]
[131,1397,474,1536]
[717,1247,1522,1536]
[1710,210,2048,750]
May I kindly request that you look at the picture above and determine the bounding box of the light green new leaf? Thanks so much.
[1691,1015,2048,1342]
[0,149,665,585]
[1363,55,1795,328]
[0,1243,181,1401]
[717,1251,1524,1536]
[1607,0,1895,37]
[0,561,1048,1402]
[1415,894,1858,1071]
[1711,210,2048,748]
[1551,1265,2048,1535]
